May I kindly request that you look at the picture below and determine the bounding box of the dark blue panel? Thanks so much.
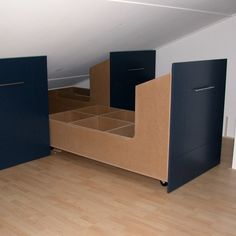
[110,50,156,110]
[168,59,227,192]
[0,56,50,170]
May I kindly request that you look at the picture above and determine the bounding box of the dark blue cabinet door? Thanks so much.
[167,59,227,192]
[0,56,50,170]
[110,50,156,110]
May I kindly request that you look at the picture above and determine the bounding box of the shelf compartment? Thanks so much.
[102,110,135,122]
[76,105,119,115]
[108,124,135,138]
[72,117,130,131]
[50,111,94,123]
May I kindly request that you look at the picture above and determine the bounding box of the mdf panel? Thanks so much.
[90,60,110,106]
[0,56,50,170]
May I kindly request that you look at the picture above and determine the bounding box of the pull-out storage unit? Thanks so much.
[50,75,171,182]
[0,56,50,170]
[50,55,227,192]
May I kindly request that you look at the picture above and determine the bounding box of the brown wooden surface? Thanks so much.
[102,110,135,122]
[108,124,135,137]
[48,88,94,114]
[48,95,91,114]
[90,60,110,106]
[50,111,94,123]
[49,87,90,97]
[48,60,110,114]
[50,74,172,181]
[72,116,131,132]
[0,139,235,235]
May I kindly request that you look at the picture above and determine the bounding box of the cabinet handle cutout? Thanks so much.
[0,81,25,87]
[128,68,145,72]
[194,86,215,92]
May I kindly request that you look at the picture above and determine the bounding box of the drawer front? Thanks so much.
[0,57,50,170]
[110,50,156,110]
[169,60,226,156]
[168,59,227,192]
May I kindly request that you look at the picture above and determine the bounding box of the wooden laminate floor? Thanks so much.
[0,140,235,236]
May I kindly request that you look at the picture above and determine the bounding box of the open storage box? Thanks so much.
[108,124,135,138]
[73,116,131,132]
[50,75,171,186]
[50,105,135,137]
[50,111,93,123]
[102,110,135,122]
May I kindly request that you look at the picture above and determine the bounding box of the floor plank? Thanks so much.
[0,140,235,235]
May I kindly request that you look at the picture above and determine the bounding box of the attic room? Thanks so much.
[0,0,236,235]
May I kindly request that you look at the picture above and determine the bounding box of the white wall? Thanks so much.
[156,15,236,169]
[75,79,90,89]
[233,128,236,169]
[156,15,236,138]
[48,75,89,90]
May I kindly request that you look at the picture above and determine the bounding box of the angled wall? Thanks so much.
[1,0,235,89]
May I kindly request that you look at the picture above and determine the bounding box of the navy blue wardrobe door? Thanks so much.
[0,57,50,170]
[110,50,156,111]
[167,59,227,192]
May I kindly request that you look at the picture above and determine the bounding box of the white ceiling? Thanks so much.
[112,0,236,15]
[0,0,236,86]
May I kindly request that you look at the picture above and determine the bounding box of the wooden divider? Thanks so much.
[90,60,110,106]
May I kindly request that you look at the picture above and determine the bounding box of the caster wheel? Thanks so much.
[160,181,168,187]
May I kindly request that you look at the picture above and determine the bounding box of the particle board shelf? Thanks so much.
[102,110,135,123]
[72,116,131,132]
[50,106,134,136]
[49,57,227,192]
[108,124,135,138]
[50,111,94,123]
[76,105,119,115]
[48,87,93,114]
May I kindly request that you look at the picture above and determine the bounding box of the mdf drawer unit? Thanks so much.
[0,56,50,170]
[50,57,227,192]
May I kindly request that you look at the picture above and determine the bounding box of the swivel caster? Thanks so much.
[160,181,168,187]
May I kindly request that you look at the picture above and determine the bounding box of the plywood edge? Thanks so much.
[135,74,172,180]
[90,60,110,106]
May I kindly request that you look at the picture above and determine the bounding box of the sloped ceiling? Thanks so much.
[0,0,236,88]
